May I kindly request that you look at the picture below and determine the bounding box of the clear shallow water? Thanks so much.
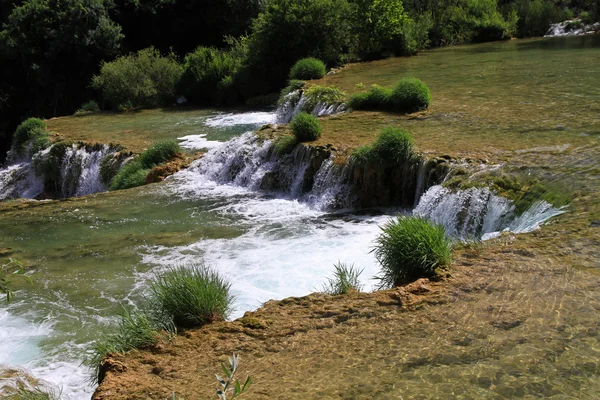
[0,36,598,399]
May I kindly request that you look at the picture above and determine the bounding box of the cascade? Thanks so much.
[414,185,564,238]
[0,144,119,201]
[276,90,347,123]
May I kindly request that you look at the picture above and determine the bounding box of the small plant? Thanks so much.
[0,258,31,302]
[321,261,363,295]
[302,85,346,111]
[216,353,252,400]
[138,139,180,169]
[110,160,150,190]
[348,84,392,111]
[273,135,297,156]
[89,306,175,384]
[289,57,326,80]
[390,78,431,112]
[352,126,416,166]
[110,140,180,190]
[10,118,50,158]
[149,264,234,328]
[290,112,321,142]
[75,100,100,115]
[373,215,452,287]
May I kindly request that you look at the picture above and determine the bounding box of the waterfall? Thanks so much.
[0,144,118,201]
[545,19,600,37]
[176,132,354,210]
[414,185,565,239]
[276,90,347,123]
[59,144,113,197]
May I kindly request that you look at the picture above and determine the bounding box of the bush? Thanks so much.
[244,0,352,93]
[179,40,245,105]
[75,100,100,115]
[290,112,322,142]
[138,139,180,169]
[92,47,182,110]
[348,84,393,110]
[110,160,150,190]
[289,58,327,80]
[302,85,346,111]
[10,118,50,158]
[321,262,363,295]
[273,135,298,156]
[149,264,233,327]
[352,126,415,165]
[510,0,567,37]
[89,307,175,384]
[373,215,452,287]
[390,78,431,112]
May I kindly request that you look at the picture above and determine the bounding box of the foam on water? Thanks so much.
[204,112,277,127]
[178,134,222,150]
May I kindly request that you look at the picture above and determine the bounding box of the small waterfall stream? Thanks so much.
[0,144,118,200]
[276,90,347,123]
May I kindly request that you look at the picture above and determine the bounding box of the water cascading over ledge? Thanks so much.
[174,132,565,239]
[277,89,347,123]
[0,143,127,201]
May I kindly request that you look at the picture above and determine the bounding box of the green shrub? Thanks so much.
[179,43,244,105]
[289,58,327,80]
[390,78,431,112]
[373,215,452,287]
[273,135,298,156]
[510,0,567,37]
[302,85,346,111]
[11,118,49,158]
[110,160,150,190]
[89,307,175,384]
[321,262,363,295]
[352,126,415,166]
[149,264,233,328]
[138,139,180,169]
[244,0,352,93]
[290,112,322,142]
[348,84,393,110]
[92,47,182,110]
[75,100,100,115]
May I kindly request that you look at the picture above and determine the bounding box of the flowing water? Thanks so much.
[0,36,599,398]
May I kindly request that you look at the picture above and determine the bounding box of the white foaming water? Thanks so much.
[204,111,277,127]
[545,19,600,37]
[414,184,565,239]
[0,161,45,200]
[60,145,113,198]
[276,90,347,123]
[178,134,222,150]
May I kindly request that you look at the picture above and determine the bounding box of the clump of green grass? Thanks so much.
[138,139,180,168]
[290,112,321,142]
[89,306,175,384]
[273,135,297,156]
[0,258,31,303]
[74,100,100,115]
[390,78,431,112]
[321,261,363,295]
[289,57,326,80]
[149,264,234,328]
[348,78,431,113]
[348,84,392,110]
[352,126,416,166]
[373,215,452,287]
[10,118,50,158]
[110,160,150,190]
[110,139,180,190]
[302,85,346,111]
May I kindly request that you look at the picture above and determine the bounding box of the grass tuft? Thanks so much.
[352,126,415,166]
[290,112,321,142]
[321,261,363,295]
[88,306,175,384]
[373,215,452,287]
[273,135,298,156]
[348,78,431,113]
[289,57,326,80]
[138,139,180,169]
[10,118,50,158]
[149,264,234,328]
